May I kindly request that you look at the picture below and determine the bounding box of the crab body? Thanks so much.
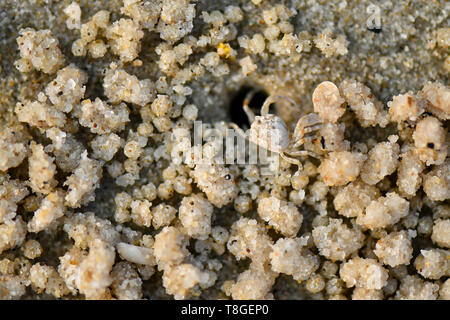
[249,114,290,153]
[231,93,322,166]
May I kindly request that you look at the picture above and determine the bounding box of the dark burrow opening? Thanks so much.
[229,86,269,128]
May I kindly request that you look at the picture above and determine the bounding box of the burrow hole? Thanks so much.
[229,86,271,128]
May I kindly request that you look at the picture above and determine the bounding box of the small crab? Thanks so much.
[231,91,322,166]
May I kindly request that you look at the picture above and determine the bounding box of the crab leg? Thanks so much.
[230,123,248,141]
[293,113,322,148]
[294,113,322,131]
[261,94,297,116]
[242,90,257,123]
[285,149,320,159]
[280,152,303,167]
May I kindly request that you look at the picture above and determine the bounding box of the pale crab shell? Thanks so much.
[249,114,290,153]
[116,242,156,266]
